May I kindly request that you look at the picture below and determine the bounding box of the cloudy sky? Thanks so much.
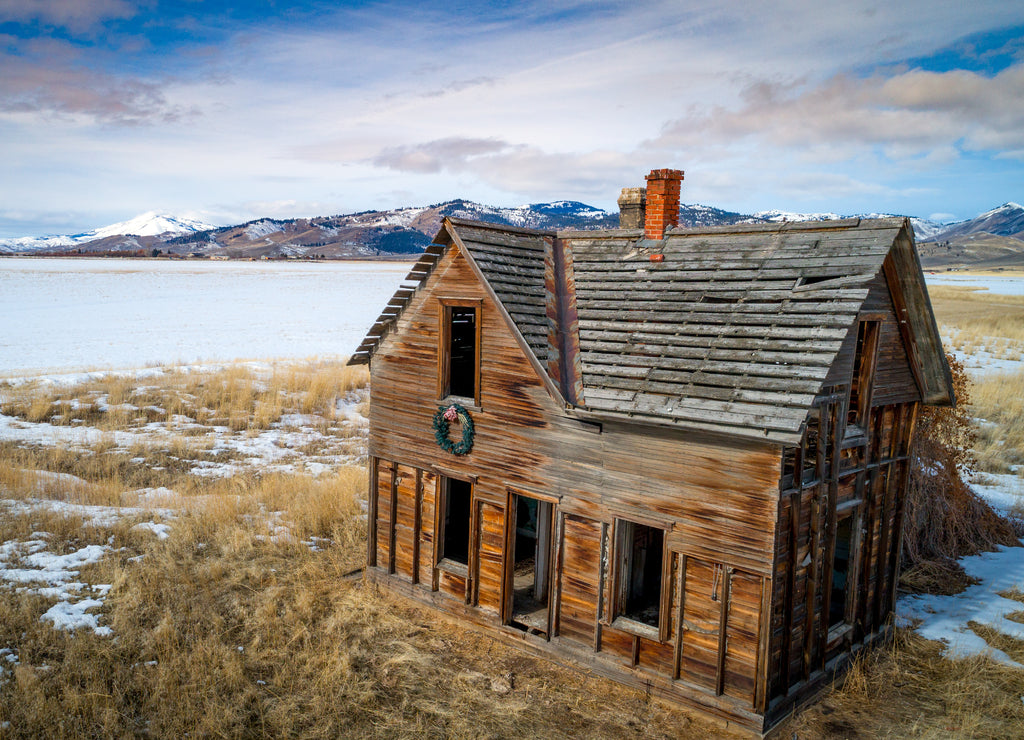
[1,0,1023,237]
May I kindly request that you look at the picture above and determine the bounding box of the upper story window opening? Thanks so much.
[438,299,481,405]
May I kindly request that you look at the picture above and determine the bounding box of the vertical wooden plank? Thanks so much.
[755,574,772,713]
[673,553,687,680]
[388,463,398,574]
[802,486,821,681]
[467,486,478,606]
[595,521,609,651]
[551,512,566,637]
[412,469,422,584]
[501,489,516,625]
[873,465,893,628]
[430,474,442,592]
[374,460,394,572]
[367,457,379,568]
[658,536,674,644]
[715,566,733,696]
[545,503,558,641]
[417,471,437,587]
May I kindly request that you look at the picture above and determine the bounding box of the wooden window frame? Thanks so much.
[825,506,861,639]
[849,318,881,429]
[435,474,475,579]
[502,487,559,636]
[608,518,672,642]
[437,298,483,407]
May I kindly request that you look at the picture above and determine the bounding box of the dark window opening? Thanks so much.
[441,478,472,566]
[802,408,820,484]
[617,521,664,628]
[781,446,797,490]
[448,306,477,399]
[829,516,854,628]
[848,320,880,428]
[510,495,553,632]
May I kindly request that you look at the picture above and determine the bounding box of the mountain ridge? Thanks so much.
[3,201,1022,268]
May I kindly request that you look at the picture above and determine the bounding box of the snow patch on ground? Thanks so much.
[897,545,1024,667]
[41,598,112,636]
[949,348,1024,378]
[970,471,1024,520]
[0,496,180,637]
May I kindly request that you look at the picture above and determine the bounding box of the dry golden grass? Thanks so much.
[971,368,1024,474]
[783,631,1024,739]
[929,285,1024,367]
[0,360,368,433]
[0,468,741,740]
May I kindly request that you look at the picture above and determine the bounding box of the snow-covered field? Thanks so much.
[0,257,408,376]
[925,273,1024,297]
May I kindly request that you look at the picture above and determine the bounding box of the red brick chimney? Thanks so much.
[644,168,684,240]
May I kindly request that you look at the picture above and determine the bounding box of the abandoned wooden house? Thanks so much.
[348,168,954,736]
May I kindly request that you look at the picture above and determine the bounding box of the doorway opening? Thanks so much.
[509,494,554,634]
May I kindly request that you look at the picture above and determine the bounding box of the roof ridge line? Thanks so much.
[446,217,554,237]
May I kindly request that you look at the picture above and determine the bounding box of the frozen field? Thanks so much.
[925,273,1024,296]
[0,258,409,376]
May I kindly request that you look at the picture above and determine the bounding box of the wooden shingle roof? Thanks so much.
[351,216,952,445]
[566,219,903,443]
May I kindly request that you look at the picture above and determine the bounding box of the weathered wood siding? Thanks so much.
[767,262,920,720]
[823,269,920,407]
[366,244,783,731]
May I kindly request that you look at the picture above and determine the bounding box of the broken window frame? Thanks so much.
[437,298,482,407]
[437,475,473,575]
[610,518,671,641]
[503,488,558,637]
[826,505,860,636]
[848,318,881,432]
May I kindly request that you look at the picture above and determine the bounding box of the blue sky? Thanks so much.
[1,0,1023,237]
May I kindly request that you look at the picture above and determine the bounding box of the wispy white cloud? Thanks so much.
[648,63,1024,164]
[0,0,137,32]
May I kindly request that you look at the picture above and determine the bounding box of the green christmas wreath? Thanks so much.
[433,403,475,455]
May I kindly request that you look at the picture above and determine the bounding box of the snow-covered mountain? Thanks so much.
[89,212,215,239]
[933,202,1024,242]
[751,209,843,223]
[0,212,216,253]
